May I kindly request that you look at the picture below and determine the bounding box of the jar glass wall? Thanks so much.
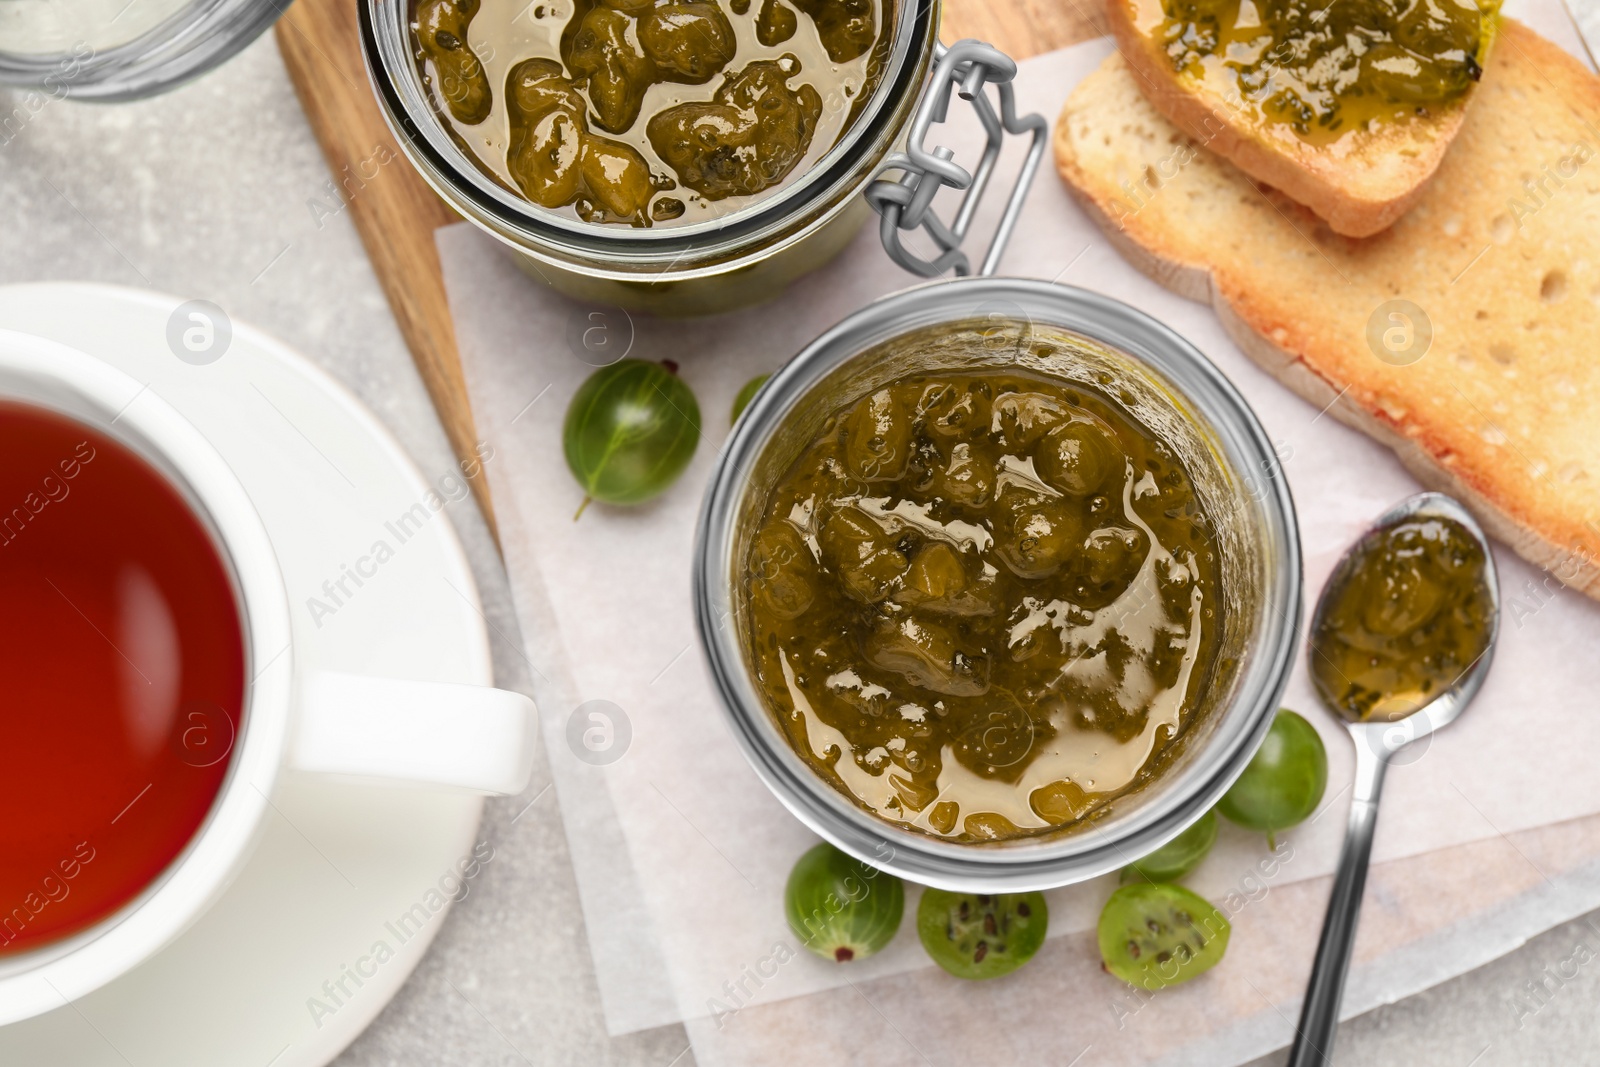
[0,0,286,101]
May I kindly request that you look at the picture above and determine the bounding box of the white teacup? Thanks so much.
[0,329,536,1026]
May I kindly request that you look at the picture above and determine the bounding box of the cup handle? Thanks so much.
[289,671,537,795]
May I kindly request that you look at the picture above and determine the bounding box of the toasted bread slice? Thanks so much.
[1054,19,1600,598]
[1104,0,1487,237]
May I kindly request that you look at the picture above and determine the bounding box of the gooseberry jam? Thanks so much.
[1310,513,1494,722]
[410,0,888,226]
[740,367,1224,842]
[1125,0,1499,143]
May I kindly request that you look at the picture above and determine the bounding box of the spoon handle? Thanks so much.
[1286,740,1390,1067]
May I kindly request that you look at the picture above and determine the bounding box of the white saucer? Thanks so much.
[0,283,491,1067]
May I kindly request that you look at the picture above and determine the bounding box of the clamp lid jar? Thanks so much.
[361,0,1048,313]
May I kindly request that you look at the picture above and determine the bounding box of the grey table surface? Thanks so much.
[3,28,1600,1067]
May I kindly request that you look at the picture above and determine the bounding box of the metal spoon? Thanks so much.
[1286,492,1501,1066]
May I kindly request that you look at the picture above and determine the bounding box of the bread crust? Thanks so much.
[1104,0,1473,237]
[1055,20,1600,600]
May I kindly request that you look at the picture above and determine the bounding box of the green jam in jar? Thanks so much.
[410,0,889,227]
[1145,0,1499,142]
[1310,514,1494,723]
[740,365,1225,842]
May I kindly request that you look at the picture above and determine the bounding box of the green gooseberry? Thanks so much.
[1120,809,1217,884]
[916,888,1048,980]
[563,358,700,518]
[1217,709,1329,846]
[1098,882,1229,990]
[731,373,770,424]
[784,842,904,962]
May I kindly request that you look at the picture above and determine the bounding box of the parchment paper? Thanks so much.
[683,815,1600,1067]
[440,1,1600,1056]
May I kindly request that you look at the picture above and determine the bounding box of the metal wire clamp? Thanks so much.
[865,39,1050,278]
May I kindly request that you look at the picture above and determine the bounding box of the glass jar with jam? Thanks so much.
[361,0,1047,313]
[694,280,1304,890]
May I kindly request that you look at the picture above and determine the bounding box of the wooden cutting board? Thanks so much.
[274,0,1105,542]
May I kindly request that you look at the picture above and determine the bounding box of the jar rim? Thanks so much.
[360,0,937,265]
